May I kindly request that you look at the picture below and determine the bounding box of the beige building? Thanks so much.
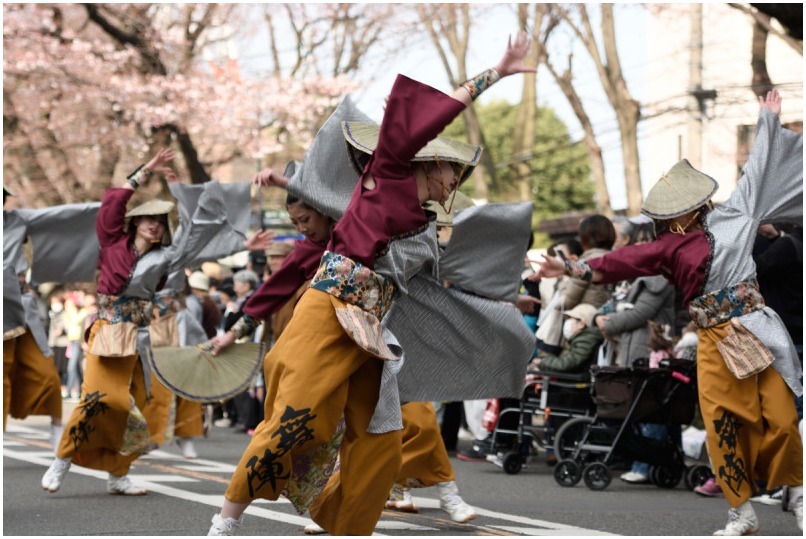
[642,4,802,203]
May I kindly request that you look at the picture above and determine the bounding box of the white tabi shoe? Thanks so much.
[712,501,759,536]
[176,437,199,459]
[208,514,243,536]
[41,457,72,492]
[437,481,477,523]
[107,473,147,496]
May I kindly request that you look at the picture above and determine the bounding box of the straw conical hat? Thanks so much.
[342,121,482,185]
[125,199,175,218]
[641,159,718,219]
[149,342,264,402]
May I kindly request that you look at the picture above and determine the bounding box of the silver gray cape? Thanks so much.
[3,203,100,336]
[704,108,803,395]
[286,95,371,221]
[369,202,535,433]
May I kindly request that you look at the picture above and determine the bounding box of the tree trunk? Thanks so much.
[750,13,773,97]
[616,105,643,216]
[543,59,612,217]
[175,129,211,184]
[555,4,641,215]
[96,116,121,191]
[26,104,82,204]
[510,3,541,203]
[600,5,642,215]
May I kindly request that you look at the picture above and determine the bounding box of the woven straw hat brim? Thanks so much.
[342,121,482,184]
[149,342,264,402]
[125,199,175,218]
[641,159,718,219]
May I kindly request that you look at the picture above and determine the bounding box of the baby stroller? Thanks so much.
[552,358,712,491]
[484,369,596,474]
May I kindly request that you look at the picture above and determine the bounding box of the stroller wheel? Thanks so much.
[553,459,582,487]
[553,416,594,460]
[503,452,523,475]
[650,464,683,489]
[582,462,611,491]
[684,464,713,490]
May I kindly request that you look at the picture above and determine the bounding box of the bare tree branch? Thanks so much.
[728,3,802,55]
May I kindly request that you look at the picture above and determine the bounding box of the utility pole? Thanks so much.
[687,4,703,168]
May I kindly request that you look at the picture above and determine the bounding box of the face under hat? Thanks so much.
[125,199,175,246]
[423,190,476,226]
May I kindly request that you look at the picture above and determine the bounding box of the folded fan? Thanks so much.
[149,342,264,402]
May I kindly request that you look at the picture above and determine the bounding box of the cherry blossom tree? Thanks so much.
[3,3,358,207]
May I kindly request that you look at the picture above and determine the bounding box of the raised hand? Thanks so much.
[495,32,536,78]
[759,89,781,116]
[252,168,289,189]
[243,229,276,251]
[145,147,175,172]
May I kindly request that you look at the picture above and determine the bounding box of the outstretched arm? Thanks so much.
[528,254,604,283]
[451,32,536,107]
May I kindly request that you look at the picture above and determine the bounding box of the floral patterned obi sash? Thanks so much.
[310,251,397,321]
[97,293,154,328]
[688,279,765,329]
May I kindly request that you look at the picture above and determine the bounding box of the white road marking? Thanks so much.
[6,428,617,536]
[495,526,616,536]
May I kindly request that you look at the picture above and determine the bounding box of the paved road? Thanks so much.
[4,409,801,536]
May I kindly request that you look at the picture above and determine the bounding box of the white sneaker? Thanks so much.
[208,514,243,536]
[107,474,147,495]
[176,437,198,459]
[437,481,477,523]
[791,495,803,532]
[620,471,650,484]
[713,502,759,536]
[303,522,327,535]
[41,457,71,492]
[49,424,64,454]
[385,485,419,513]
